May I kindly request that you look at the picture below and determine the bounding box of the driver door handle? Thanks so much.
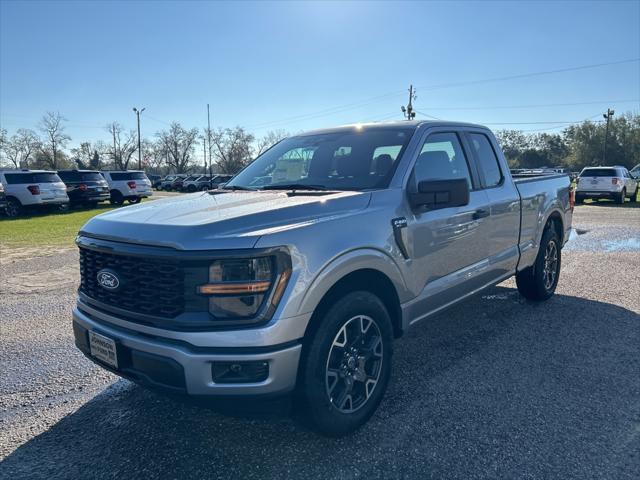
[473,209,490,220]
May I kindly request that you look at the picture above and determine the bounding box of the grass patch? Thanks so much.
[0,204,120,248]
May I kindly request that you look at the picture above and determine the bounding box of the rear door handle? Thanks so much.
[473,209,490,220]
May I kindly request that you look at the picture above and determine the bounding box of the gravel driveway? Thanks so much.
[1,204,638,479]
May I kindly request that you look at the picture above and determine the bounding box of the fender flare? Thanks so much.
[296,247,409,317]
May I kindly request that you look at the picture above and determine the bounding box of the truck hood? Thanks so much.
[80,190,371,250]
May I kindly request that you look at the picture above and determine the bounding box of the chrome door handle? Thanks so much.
[473,209,490,220]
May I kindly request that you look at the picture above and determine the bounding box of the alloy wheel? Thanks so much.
[542,240,558,291]
[325,315,383,413]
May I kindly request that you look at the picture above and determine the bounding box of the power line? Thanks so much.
[427,99,640,111]
[415,58,640,91]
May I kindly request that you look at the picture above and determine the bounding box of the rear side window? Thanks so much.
[468,133,502,187]
[580,168,617,177]
[414,132,472,188]
[4,172,61,184]
[110,172,148,181]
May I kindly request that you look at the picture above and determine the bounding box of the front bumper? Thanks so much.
[72,305,303,396]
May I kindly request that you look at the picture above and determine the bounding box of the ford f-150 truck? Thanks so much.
[72,121,573,436]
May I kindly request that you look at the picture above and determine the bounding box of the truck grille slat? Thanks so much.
[79,247,185,318]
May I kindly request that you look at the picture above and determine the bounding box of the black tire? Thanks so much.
[127,197,142,204]
[86,202,99,209]
[516,227,561,301]
[296,291,393,437]
[109,190,124,205]
[631,187,638,203]
[187,185,196,192]
[5,198,22,217]
[616,189,626,204]
[575,195,584,205]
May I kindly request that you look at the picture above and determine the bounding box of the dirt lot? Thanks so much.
[1,204,638,479]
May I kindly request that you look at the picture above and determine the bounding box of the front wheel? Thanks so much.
[297,291,393,437]
[109,191,124,205]
[516,227,561,301]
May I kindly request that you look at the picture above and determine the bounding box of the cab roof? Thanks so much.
[297,120,489,137]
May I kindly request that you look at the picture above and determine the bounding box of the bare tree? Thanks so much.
[156,122,199,173]
[211,127,255,174]
[38,112,71,169]
[255,129,288,157]
[105,122,138,170]
[71,141,103,169]
[4,129,41,168]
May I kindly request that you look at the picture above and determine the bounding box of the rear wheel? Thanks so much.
[516,227,561,301]
[109,190,124,205]
[631,186,638,202]
[575,195,584,204]
[616,189,626,204]
[5,198,22,217]
[296,291,393,437]
[127,197,141,204]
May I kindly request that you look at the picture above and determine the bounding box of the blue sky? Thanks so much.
[1,0,639,154]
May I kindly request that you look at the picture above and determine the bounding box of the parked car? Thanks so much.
[177,174,203,192]
[57,170,110,207]
[575,166,638,204]
[147,174,162,189]
[630,164,640,180]
[157,175,182,191]
[73,121,573,436]
[0,182,7,214]
[203,174,233,190]
[165,174,189,191]
[101,170,153,205]
[0,169,68,217]
[182,175,207,192]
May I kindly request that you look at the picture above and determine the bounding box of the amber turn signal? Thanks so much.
[197,281,272,295]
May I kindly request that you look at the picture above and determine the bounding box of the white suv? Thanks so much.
[0,170,69,217]
[575,166,638,204]
[101,171,153,205]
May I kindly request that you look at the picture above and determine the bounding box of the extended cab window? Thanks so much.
[414,132,472,188]
[469,133,502,187]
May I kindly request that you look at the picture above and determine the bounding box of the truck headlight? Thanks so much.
[197,255,291,321]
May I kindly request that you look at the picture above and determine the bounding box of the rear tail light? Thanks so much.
[79,183,87,191]
[612,178,619,185]
[127,181,136,189]
[27,185,40,195]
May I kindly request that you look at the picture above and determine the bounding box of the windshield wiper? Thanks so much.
[261,183,328,191]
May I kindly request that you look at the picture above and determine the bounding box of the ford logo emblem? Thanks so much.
[97,269,120,291]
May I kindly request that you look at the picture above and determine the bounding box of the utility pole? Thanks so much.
[112,125,117,168]
[203,139,207,175]
[207,104,213,179]
[401,85,417,120]
[602,108,614,165]
[133,107,145,170]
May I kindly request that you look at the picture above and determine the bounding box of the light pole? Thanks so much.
[602,108,614,165]
[133,107,145,170]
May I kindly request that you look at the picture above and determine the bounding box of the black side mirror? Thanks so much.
[409,178,470,210]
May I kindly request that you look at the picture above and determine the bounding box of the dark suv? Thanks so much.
[57,170,110,206]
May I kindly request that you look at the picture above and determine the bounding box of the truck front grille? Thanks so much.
[79,247,185,318]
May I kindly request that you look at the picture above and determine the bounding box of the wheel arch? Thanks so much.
[302,266,405,340]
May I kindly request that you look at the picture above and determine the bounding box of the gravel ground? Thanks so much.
[1,204,639,479]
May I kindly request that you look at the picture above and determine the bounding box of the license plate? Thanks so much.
[89,331,118,368]
[591,179,598,184]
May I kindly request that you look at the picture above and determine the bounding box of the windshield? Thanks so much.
[226,127,414,191]
[580,168,618,177]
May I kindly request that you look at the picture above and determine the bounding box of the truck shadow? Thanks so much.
[2,286,639,479]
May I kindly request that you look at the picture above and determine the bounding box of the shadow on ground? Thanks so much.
[2,286,639,479]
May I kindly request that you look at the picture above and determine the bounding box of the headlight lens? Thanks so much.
[197,256,290,320]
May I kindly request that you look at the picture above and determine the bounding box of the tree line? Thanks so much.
[496,112,639,171]
[1,111,638,174]
[0,111,288,175]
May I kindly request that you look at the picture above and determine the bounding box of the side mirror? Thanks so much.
[409,178,470,210]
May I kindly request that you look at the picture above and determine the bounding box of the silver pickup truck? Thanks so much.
[72,121,573,436]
